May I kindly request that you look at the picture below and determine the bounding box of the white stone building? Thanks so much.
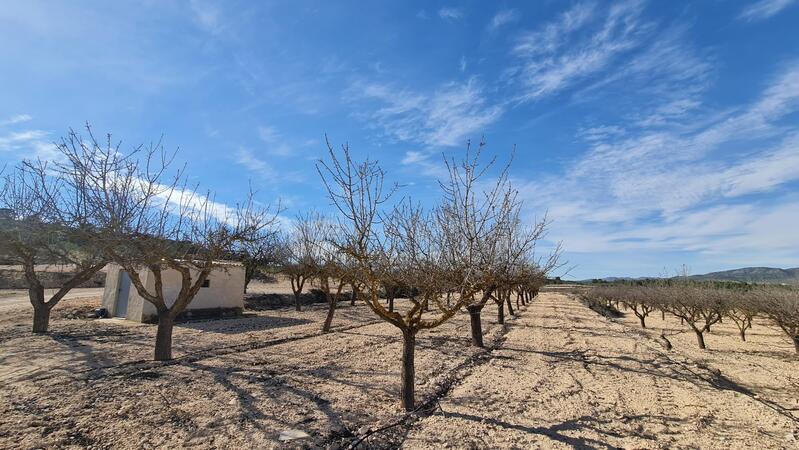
[101,262,245,322]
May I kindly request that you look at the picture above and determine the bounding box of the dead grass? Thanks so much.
[0,287,796,449]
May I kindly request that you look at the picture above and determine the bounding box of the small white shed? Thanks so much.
[101,262,245,322]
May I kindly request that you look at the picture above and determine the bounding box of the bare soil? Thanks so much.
[0,285,796,449]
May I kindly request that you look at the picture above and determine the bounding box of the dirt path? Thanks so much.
[403,292,798,449]
[0,299,509,449]
[0,287,105,310]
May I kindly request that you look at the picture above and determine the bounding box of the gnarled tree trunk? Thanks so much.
[467,305,484,347]
[400,329,417,411]
[290,274,304,312]
[155,312,175,361]
[496,301,505,324]
[694,328,706,350]
[32,304,51,334]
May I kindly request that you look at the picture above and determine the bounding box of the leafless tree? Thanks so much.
[724,289,757,342]
[435,140,557,346]
[291,211,345,332]
[591,285,657,328]
[757,287,799,354]
[236,226,285,292]
[0,143,109,332]
[318,139,488,411]
[63,128,277,360]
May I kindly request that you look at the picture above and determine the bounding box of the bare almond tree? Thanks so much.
[291,211,346,332]
[317,140,480,411]
[237,228,285,292]
[436,141,556,347]
[757,287,799,354]
[281,226,317,312]
[0,146,108,333]
[724,288,757,342]
[63,129,276,360]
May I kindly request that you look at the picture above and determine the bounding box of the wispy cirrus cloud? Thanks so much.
[351,77,503,148]
[488,9,519,31]
[438,7,463,21]
[0,128,59,160]
[257,125,294,157]
[519,61,799,264]
[511,0,650,102]
[234,148,276,178]
[574,25,713,126]
[738,0,796,21]
[0,114,33,126]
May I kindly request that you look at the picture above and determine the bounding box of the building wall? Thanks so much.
[101,265,121,315]
[103,263,245,322]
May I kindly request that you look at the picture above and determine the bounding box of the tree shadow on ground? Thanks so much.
[502,346,799,423]
[178,315,313,334]
[182,360,359,444]
[416,409,684,450]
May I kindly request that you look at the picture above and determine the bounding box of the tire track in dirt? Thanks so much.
[78,318,386,381]
[401,292,797,449]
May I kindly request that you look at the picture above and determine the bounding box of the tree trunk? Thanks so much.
[155,313,175,361]
[322,294,336,333]
[694,329,706,350]
[293,291,302,312]
[467,305,484,347]
[497,301,505,324]
[350,285,358,306]
[739,328,747,342]
[638,315,646,329]
[661,310,665,320]
[32,304,51,334]
[506,296,515,317]
[400,329,416,412]
[290,275,304,311]
[792,336,798,354]
[388,296,394,313]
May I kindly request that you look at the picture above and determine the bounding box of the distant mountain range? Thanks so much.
[577,267,799,285]
[685,267,799,284]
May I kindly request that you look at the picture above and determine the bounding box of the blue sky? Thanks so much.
[2,0,799,279]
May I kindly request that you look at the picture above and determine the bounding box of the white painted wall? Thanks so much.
[102,263,245,322]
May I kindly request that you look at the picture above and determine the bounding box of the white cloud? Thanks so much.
[234,148,276,178]
[353,77,503,148]
[459,55,467,72]
[0,114,33,126]
[256,125,294,157]
[0,129,58,160]
[517,61,799,262]
[575,26,712,126]
[511,0,649,101]
[438,7,463,21]
[739,0,795,21]
[488,9,519,31]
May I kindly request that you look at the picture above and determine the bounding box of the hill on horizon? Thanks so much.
[575,267,799,285]
[686,267,799,284]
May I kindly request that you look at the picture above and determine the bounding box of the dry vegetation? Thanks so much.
[582,281,799,352]
[1,127,797,448]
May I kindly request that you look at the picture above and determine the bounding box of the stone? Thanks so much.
[278,429,311,441]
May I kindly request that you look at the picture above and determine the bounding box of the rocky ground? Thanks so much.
[0,284,797,449]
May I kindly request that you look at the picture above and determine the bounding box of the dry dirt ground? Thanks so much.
[0,284,797,449]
